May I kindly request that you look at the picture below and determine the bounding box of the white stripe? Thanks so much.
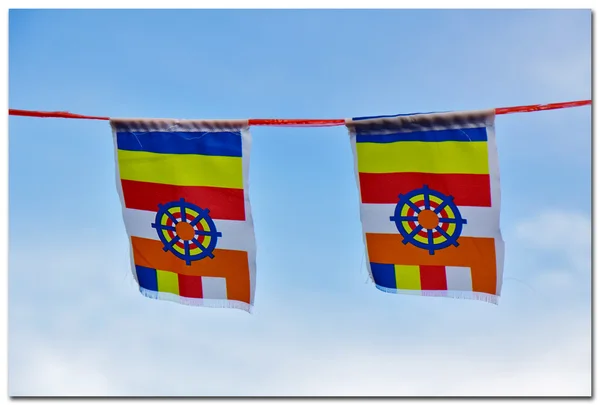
[486,124,506,295]
[360,203,501,238]
[486,124,502,211]
[445,266,473,291]
[201,276,228,299]
[349,130,376,284]
[240,128,257,305]
[112,128,139,285]
[495,237,505,295]
[122,208,255,252]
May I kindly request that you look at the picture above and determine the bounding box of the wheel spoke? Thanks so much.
[406,200,422,213]
[154,224,177,231]
[166,235,180,249]
[191,238,208,252]
[427,229,435,254]
[436,225,459,247]
[424,191,430,210]
[180,204,187,223]
[165,210,178,224]
[434,197,450,214]
[438,217,458,224]
[395,215,419,222]
[435,225,451,241]
[407,224,423,239]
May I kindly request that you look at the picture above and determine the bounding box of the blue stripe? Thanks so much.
[356,127,487,143]
[136,265,158,291]
[117,131,242,157]
[370,262,397,289]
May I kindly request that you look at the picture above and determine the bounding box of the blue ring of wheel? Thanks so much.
[151,198,222,265]
[389,185,467,255]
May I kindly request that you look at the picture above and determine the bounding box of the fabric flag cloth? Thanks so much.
[110,118,257,313]
[347,109,505,304]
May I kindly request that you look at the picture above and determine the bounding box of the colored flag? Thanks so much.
[111,118,257,312]
[347,110,505,304]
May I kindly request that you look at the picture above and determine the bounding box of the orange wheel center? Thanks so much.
[175,222,195,240]
[418,210,439,229]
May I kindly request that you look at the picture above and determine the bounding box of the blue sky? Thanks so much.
[8,9,591,396]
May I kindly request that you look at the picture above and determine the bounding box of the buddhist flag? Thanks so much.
[111,118,257,313]
[347,110,505,304]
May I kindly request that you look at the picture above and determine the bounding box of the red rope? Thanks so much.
[248,118,346,126]
[9,109,110,120]
[8,99,591,126]
[495,99,591,115]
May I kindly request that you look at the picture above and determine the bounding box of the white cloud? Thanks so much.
[9,346,113,396]
[515,209,591,273]
[9,305,591,396]
[8,208,592,397]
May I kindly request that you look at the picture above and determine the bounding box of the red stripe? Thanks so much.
[359,172,491,207]
[419,265,447,290]
[121,179,246,221]
[178,274,203,298]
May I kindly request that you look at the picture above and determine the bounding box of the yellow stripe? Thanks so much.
[357,141,489,174]
[409,195,421,203]
[172,242,202,255]
[117,150,243,189]
[433,233,446,243]
[200,236,212,249]
[197,219,213,248]
[414,234,428,244]
[430,195,443,205]
[185,208,200,218]
[160,213,169,226]
[394,265,421,290]
[156,269,179,295]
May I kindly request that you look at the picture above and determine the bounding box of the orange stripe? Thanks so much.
[366,233,497,295]
[131,236,251,303]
